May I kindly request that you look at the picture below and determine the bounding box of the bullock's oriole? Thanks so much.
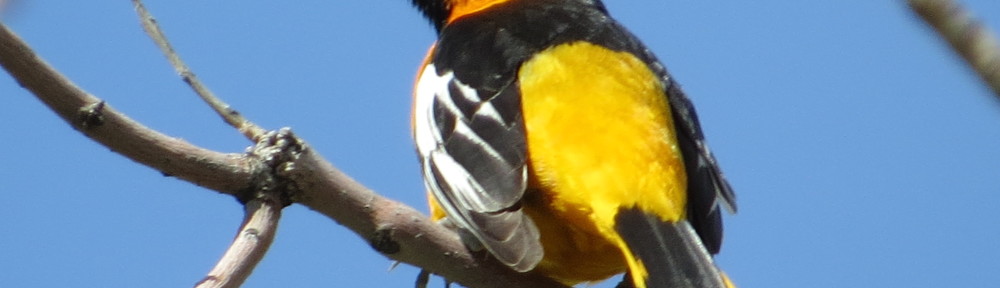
[409,1,737,287]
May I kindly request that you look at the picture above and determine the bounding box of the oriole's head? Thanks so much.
[412,0,512,31]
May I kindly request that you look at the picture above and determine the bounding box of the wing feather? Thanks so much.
[661,78,737,255]
[414,63,542,271]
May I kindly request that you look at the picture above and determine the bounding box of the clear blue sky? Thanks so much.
[2,1,999,287]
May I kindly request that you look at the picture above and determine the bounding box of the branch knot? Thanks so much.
[77,101,106,129]
[240,128,303,206]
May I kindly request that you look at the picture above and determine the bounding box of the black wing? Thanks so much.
[413,62,542,271]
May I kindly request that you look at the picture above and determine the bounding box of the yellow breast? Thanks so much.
[518,41,687,284]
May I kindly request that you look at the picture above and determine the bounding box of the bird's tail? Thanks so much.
[614,207,732,288]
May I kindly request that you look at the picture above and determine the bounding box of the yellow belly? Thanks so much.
[518,41,687,284]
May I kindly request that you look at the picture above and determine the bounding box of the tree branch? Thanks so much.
[0,21,254,195]
[0,21,567,288]
[196,197,282,288]
[908,0,1000,100]
[132,0,266,141]
[131,2,281,284]
[278,132,568,288]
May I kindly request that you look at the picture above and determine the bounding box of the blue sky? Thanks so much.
[2,1,1000,287]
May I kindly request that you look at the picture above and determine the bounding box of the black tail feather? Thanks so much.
[615,207,725,288]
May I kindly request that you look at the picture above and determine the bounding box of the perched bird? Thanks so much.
[409,1,737,287]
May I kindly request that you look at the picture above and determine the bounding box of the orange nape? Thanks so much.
[446,0,513,23]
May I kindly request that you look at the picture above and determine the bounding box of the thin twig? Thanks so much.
[196,198,282,288]
[908,0,1000,101]
[132,0,267,140]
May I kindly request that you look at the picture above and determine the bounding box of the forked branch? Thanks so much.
[132,1,282,285]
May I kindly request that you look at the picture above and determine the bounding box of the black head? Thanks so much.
[412,0,450,32]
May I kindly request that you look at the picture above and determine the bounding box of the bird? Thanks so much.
[409,1,737,287]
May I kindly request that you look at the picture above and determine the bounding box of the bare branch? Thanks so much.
[908,0,1000,100]
[280,133,569,288]
[195,130,300,288]
[131,0,267,141]
[0,22,254,195]
[0,21,568,288]
[131,2,279,283]
[196,198,282,288]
